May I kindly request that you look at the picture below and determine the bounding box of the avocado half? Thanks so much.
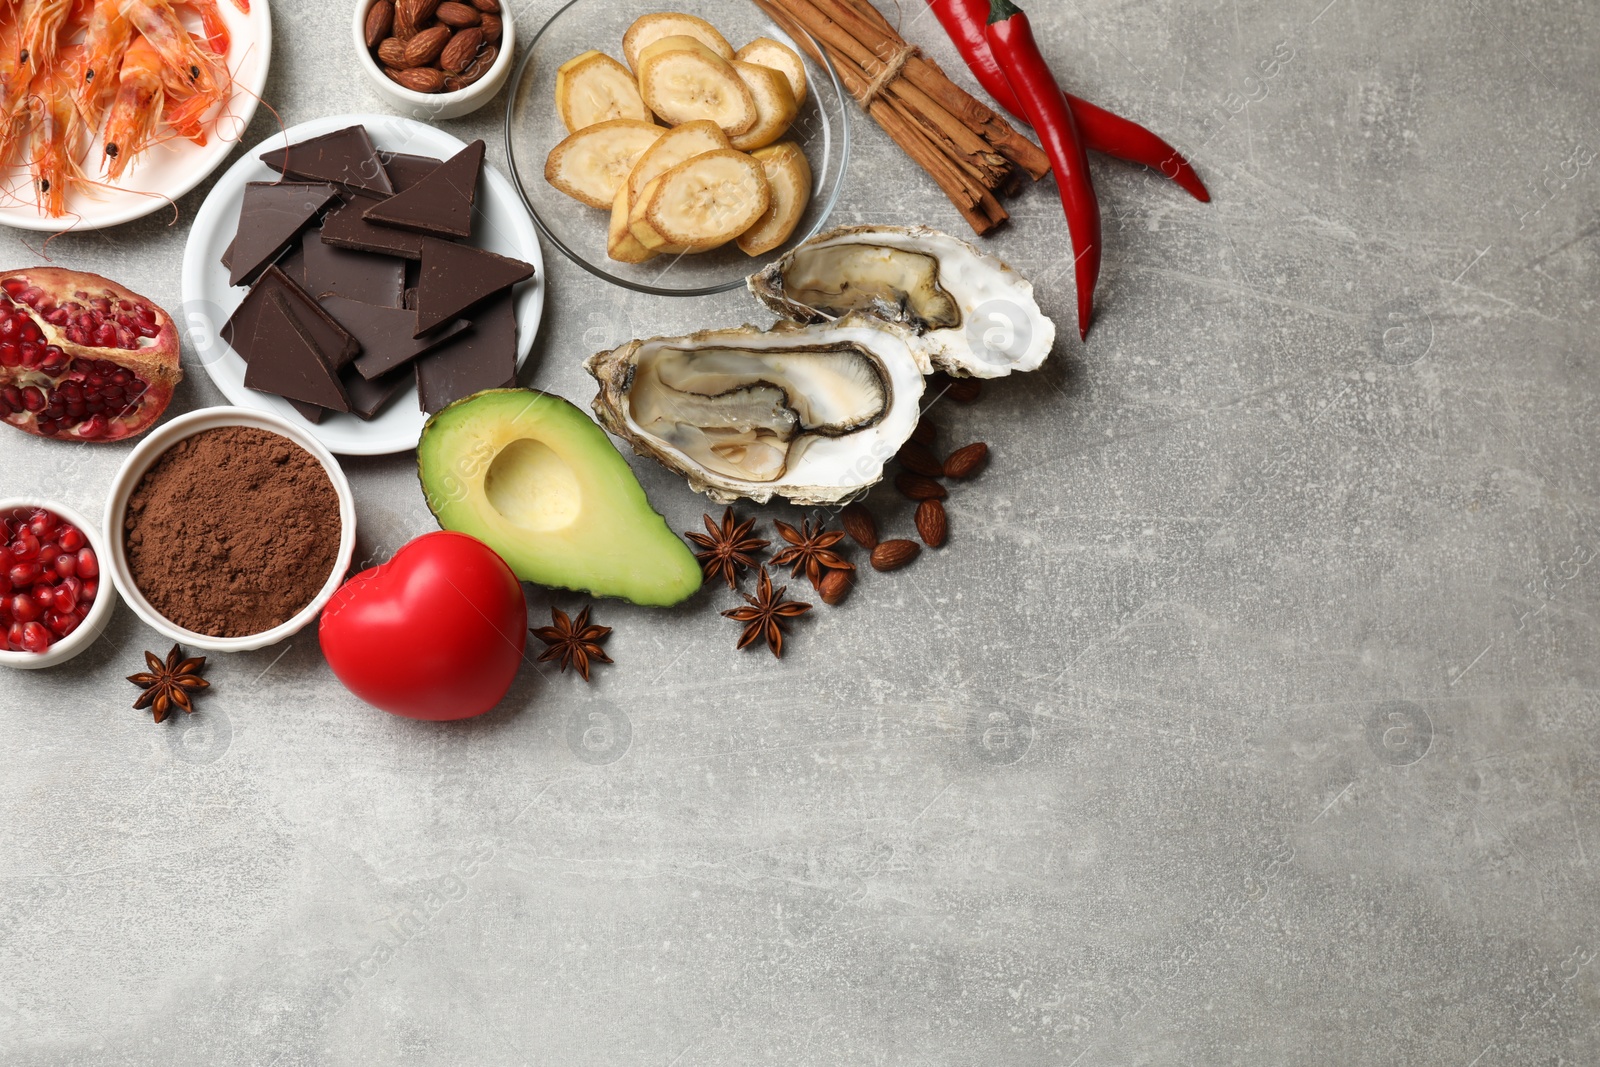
[418,388,702,607]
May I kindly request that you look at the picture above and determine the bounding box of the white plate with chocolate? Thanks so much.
[180,114,545,456]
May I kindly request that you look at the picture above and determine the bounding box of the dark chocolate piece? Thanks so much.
[320,196,426,260]
[319,295,471,380]
[259,126,394,197]
[222,265,359,371]
[225,181,340,287]
[413,238,534,336]
[286,398,327,424]
[381,152,444,193]
[341,363,410,420]
[302,232,406,308]
[276,242,308,289]
[243,291,352,412]
[363,140,484,239]
[415,288,518,414]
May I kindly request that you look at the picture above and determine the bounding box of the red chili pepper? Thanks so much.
[929,0,1210,203]
[985,0,1100,340]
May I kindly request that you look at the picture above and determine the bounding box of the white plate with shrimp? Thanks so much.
[0,0,270,232]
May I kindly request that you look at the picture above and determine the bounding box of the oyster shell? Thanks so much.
[587,318,926,505]
[748,224,1056,379]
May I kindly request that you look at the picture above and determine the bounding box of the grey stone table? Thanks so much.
[3,0,1597,1063]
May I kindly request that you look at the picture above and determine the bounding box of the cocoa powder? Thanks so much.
[124,426,342,638]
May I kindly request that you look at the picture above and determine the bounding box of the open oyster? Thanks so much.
[748,224,1056,379]
[587,318,926,505]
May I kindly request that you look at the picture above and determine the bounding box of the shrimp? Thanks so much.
[0,17,29,168]
[100,33,162,179]
[28,55,86,217]
[176,0,226,56]
[18,0,73,76]
[74,0,131,130]
[117,0,225,96]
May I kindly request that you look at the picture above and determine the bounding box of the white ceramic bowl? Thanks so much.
[103,408,358,653]
[352,2,516,120]
[0,499,118,670]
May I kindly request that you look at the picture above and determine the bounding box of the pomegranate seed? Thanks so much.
[0,574,9,598]
[11,531,37,559]
[0,342,19,367]
[37,346,66,374]
[52,581,76,613]
[29,583,52,608]
[28,510,55,537]
[8,563,38,587]
[43,306,68,326]
[0,546,11,572]
[81,579,97,601]
[76,547,98,579]
[65,324,87,344]
[10,592,40,622]
[34,418,58,436]
[21,386,44,412]
[7,621,24,650]
[20,621,50,653]
[51,552,75,578]
[54,613,80,639]
[77,415,109,439]
[57,526,83,552]
[1,279,21,295]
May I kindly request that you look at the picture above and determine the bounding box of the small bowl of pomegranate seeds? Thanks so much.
[0,499,117,669]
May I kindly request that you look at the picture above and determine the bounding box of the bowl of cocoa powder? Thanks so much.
[104,408,357,652]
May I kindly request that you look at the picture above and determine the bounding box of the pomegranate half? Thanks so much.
[0,266,182,442]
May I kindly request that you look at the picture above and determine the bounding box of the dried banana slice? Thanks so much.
[738,141,812,257]
[729,61,798,151]
[546,119,664,209]
[635,36,758,136]
[622,11,734,71]
[735,37,807,108]
[628,149,770,253]
[556,50,652,132]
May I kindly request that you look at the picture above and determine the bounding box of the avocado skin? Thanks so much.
[418,388,703,607]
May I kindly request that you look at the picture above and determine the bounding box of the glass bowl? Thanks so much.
[504,0,851,296]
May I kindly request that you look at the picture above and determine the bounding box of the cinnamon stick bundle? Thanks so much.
[751,0,1046,236]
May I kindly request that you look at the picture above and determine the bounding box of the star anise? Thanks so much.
[127,645,210,723]
[722,566,811,658]
[532,606,613,681]
[770,517,854,589]
[685,507,769,589]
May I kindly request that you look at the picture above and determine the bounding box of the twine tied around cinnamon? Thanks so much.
[859,42,919,108]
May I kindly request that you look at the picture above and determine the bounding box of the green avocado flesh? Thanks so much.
[418,389,703,607]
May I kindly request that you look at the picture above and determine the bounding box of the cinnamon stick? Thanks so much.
[812,0,1052,180]
[751,0,1007,233]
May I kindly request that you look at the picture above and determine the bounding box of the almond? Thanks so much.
[439,26,484,73]
[943,442,988,479]
[915,499,947,547]
[894,472,946,501]
[897,441,944,479]
[870,539,920,572]
[818,568,853,606]
[403,24,451,66]
[480,12,502,42]
[387,65,446,93]
[945,376,982,404]
[376,36,410,67]
[444,43,497,89]
[910,416,937,447]
[436,1,480,26]
[470,0,500,10]
[839,502,878,551]
[365,0,395,48]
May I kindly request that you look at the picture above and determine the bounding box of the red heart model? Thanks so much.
[320,531,527,720]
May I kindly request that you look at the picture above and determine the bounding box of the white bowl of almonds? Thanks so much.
[354,0,515,120]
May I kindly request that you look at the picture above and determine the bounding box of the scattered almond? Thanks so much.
[470,0,500,10]
[480,12,502,42]
[894,472,947,501]
[915,499,947,547]
[943,442,988,479]
[377,36,410,67]
[839,502,878,551]
[436,1,480,26]
[439,26,484,72]
[365,0,395,48]
[946,377,982,403]
[870,539,920,572]
[897,441,944,479]
[403,24,451,66]
[818,568,853,605]
[387,65,447,92]
[910,416,937,447]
